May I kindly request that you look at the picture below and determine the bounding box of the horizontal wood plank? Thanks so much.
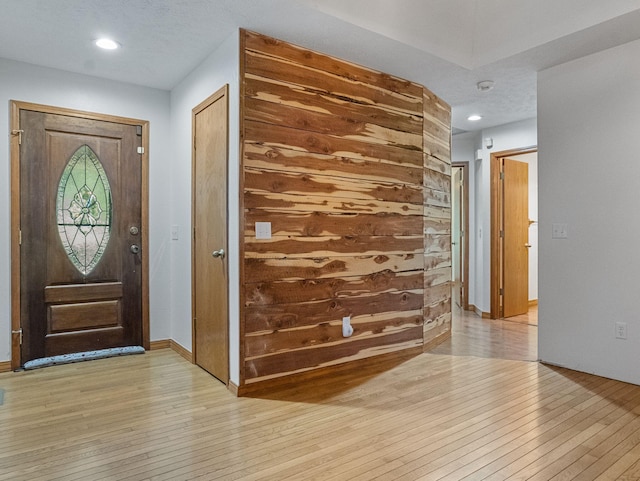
[424,168,451,192]
[245,168,423,204]
[245,51,423,117]
[245,121,424,167]
[245,191,424,216]
[245,290,424,332]
[245,211,424,237]
[245,76,423,135]
[245,271,424,306]
[245,312,423,358]
[245,97,422,150]
[425,267,452,288]
[245,254,424,282]
[424,282,452,307]
[244,143,424,185]
[244,235,424,258]
[244,30,424,99]
[245,326,424,381]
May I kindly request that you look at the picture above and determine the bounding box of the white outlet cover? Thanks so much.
[255,222,272,240]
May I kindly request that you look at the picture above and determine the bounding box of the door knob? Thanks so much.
[130,244,140,254]
[524,244,532,248]
[212,248,225,259]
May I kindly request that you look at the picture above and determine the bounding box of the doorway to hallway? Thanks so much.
[490,148,538,321]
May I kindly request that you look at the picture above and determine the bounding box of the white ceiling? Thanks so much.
[2,0,640,133]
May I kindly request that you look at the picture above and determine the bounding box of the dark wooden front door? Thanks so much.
[19,108,143,364]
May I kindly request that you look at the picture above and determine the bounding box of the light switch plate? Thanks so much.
[552,223,568,239]
[255,222,272,240]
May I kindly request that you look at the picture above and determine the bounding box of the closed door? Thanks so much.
[451,167,463,308]
[502,158,529,317]
[19,108,143,363]
[192,86,229,384]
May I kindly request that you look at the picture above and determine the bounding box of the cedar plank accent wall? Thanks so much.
[240,30,451,384]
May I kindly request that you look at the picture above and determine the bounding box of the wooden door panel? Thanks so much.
[193,87,229,383]
[20,109,142,362]
[503,158,529,318]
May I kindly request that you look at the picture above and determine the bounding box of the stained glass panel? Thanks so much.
[56,145,112,275]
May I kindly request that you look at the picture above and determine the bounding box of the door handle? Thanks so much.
[524,244,532,248]
[212,248,225,259]
[130,244,140,254]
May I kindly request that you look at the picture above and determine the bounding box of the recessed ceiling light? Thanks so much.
[468,114,482,121]
[95,38,120,50]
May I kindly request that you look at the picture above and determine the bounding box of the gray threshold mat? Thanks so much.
[23,346,145,370]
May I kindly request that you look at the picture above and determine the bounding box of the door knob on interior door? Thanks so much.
[211,248,225,259]
[524,244,532,248]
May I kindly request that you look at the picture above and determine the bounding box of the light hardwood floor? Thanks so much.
[2,314,640,480]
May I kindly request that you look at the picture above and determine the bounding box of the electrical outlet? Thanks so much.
[615,322,628,340]
[342,316,353,337]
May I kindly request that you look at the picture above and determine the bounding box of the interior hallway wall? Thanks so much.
[539,37,640,385]
[452,119,537,315]
[169,32,241,384]
[0,57,173,362]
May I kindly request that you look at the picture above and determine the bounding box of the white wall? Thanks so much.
[538,38,640,385]
[451,135,476,307]
[453,119,538,314]
[474,118,538,314]
[169,32,241,384]
[0,58,173,361]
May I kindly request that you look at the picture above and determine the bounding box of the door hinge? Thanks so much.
[11,129,24,145]
[12,328,23,345]
[137,146,145,154]
[18,230,22,245]
[500,230,504,238]
[500,172,504,180]
[499,288,503,296]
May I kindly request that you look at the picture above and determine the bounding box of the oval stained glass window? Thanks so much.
[56,145,112,275]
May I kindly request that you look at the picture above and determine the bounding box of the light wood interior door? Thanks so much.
[502,158,529,318]
[192,86,229,384]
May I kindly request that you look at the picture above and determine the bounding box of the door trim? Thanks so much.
[489,146,536,319]
[452,162,469,310]
[10,100,150,370]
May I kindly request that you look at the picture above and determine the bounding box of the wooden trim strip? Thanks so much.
[170,340,192,363]
[235,346,423,397]
[239,29,248,387]
[149,340,170,350]
[10,101,20,371]
[423,329,451,352]
[0,361,12,373]
[529,299,538,307]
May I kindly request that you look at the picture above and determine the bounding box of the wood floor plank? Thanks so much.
[1,308,640,480]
